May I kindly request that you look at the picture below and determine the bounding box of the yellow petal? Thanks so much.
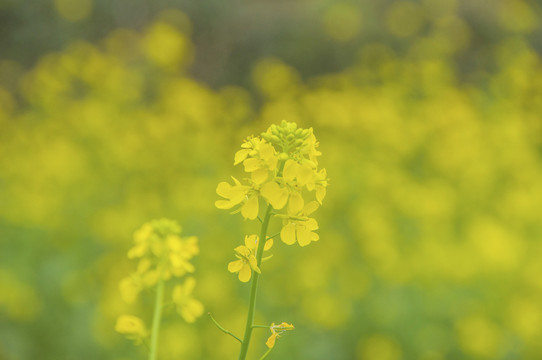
[248,256,261,273]
[264,238,273,251]
[297,226,312,247]
[229,185,249,205]
[115,315,147,337]
[243,158,260,172]
[259,143,275,160]
[297,164,314,186]
[119,277,141,304]
[280,222,296,245]
[261,181,288,209]
[266,154,278,171]
[241,196,259,220]
[183,277,196,294]
[304,201,320,216]
[266,333,277,348]
[306,218,319,231]
[310,232,319,242]
[181,299,204,323]
[283,159,299,182]
[316,186,326,204]
[238,265,252,282]
[216,182,232,198]
[228,260,243,273]
[244,234,259,250]
[251,168,268,184]
[127,243,146,258]
[172,284,183,303]
[234,245,251,258]
[234,149,250,165]
[215,199,233,209]
[288,191,304,215]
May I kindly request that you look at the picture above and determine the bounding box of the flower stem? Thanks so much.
[149,278,164,360]
[208,312,242,343]
[238,204,273,360]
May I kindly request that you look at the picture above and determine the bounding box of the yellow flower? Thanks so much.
[115,315,148,343]
[215,177,260,220]
[280,201,320,247]
[120,219,200,296]
[228,234,272,282]
[235,136,278,184]
[172,277,204,323]
[265,322,295,348]
[119,276,142,304]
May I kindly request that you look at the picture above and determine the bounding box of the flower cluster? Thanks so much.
[265,322,295,348]
[119,219,199,303]
[216,120,329,250]
[116,219,203,344]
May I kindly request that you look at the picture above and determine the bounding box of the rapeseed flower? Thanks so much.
[172,277,204,323]
[228,234,273,282]
[115,315,148,344]
[265,322,295,348]
[216,120,328,247]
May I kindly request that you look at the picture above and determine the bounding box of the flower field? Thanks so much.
[1,2,542,359]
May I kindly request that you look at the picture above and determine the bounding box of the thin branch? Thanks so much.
[266,232,280,241]
[259,347,273,360]
[208,312,242,343]
[251,325,269,329]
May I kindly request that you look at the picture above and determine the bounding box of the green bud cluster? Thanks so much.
[261,120,311,154]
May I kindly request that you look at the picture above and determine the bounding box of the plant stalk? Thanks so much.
[238,204,273,360]
[149,277,165,360]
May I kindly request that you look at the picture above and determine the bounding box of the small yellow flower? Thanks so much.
[115,315,148,343]
[119,276,142,304]
[228,234,272,282]
[172,277,204,323]
[215,177,259,220]
[265,322,294,348]
[280,201,320,246]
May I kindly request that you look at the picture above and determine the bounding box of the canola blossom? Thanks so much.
[115,219,202,359]
[265,322,295,349]
[214,121,326,360]
[216,120,329,248]
[227,234,273,282]
[115,315,148,344]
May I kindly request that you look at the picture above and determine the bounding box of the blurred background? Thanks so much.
[1,0,542,359]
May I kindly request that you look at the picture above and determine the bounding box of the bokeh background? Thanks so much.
[1,0,542,359]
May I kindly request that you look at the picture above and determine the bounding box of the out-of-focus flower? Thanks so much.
[115,315,148,344]
[172,277,204,323]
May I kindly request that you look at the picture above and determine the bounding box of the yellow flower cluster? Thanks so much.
[216,121,329,248]
[265,322,295,348]
[119,219,199,303]
[116,219,203,344]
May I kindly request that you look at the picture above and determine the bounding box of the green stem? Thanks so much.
[149,278,164,360]
[238,204,273,360]
[208,312,242,343]
[259,347,273,360]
